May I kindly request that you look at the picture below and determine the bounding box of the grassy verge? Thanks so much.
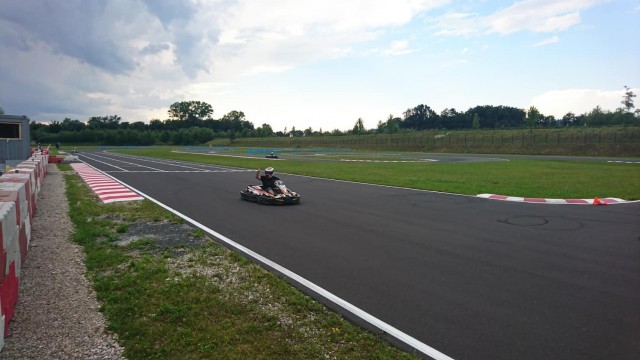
[115,147,640,200]
[228,127,640,157]
[63,166,419,359]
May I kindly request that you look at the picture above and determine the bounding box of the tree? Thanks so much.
[0,106,4,115]
[561,112,576,126]
[376,114,401,133]
[472,113,480,129]
[256,123,274,137]
[87,115,121,130]
[149,119,165,131]
[289,126,303,137]
[130,121,147,131]
[220,111,252,132]
[352,118,366,134]
[61,118,86,132]
[402,104,437,130]
[168,101,213,122]
[525,106,540,129]
[388,114,401,133]
[440,108,463,129]
[538,115,555,127]
[584,106,607,126]
[621,85,636,113]
[464,105,525,129]
[48,120,62,133]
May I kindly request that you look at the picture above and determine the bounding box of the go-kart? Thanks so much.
[266,152,279,159]
[241,180,300,205]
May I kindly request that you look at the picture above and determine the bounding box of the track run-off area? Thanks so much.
[75,150,640,360]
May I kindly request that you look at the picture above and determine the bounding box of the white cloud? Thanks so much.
[433,0,602,36]
[533,35,560,47]
[219,0,449,35]
[243,64,293,75]
[383,40,417,56]
[487,0,594,34]
[530,88,637,117]
[433,12,481,36]
[214,0,449,75]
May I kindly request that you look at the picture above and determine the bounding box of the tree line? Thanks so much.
[27,87,639,146]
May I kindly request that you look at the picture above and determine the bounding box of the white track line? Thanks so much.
[81,152,166,172]
[76,153,129,171]
[101,152,224,171]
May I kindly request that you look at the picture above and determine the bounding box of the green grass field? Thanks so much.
[113,147,640,200]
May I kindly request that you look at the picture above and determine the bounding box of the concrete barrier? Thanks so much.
[0,201,19,344]
[1,298,4,351]
[0,174,35,224]
[0,156,47,351]
[0,184,29,267]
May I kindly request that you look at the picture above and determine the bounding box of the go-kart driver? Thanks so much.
[255,167,281,194]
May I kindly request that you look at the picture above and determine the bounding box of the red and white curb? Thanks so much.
[477,194,627,205]
[71,163,144,203]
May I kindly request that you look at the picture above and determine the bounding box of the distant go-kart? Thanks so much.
[265,152,279,159]
[240,180,300,205]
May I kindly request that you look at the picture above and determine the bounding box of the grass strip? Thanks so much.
[115,147,640,200]
[64,167,419,359]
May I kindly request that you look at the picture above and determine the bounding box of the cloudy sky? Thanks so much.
[1,0,639,131]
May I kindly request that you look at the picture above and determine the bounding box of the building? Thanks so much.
[0,115,32,167]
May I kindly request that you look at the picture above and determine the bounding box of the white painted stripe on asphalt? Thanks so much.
[78,152,254,173]
[86,152,167,172]
[102,170,251,173]
[94,189,133,195]
[92,185,126,191]
[544,199,567,204]
[100,152,225,171]
[78,163,454,360]
[75,154,129,171]
[85,180,119,184]
[101,196,145,204]
[172,150,283,160]
[340,159,438,163]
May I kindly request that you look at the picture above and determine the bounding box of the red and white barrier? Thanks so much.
[0,201,19,345]
[0,153,48,351]
[0,183,30,268]
[0,174,35,225]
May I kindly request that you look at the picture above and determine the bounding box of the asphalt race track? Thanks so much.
[75,150,640,360]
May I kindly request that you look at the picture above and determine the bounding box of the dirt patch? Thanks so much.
[116,221,207,248]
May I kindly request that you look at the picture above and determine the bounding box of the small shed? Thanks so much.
[0,115,32,167]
